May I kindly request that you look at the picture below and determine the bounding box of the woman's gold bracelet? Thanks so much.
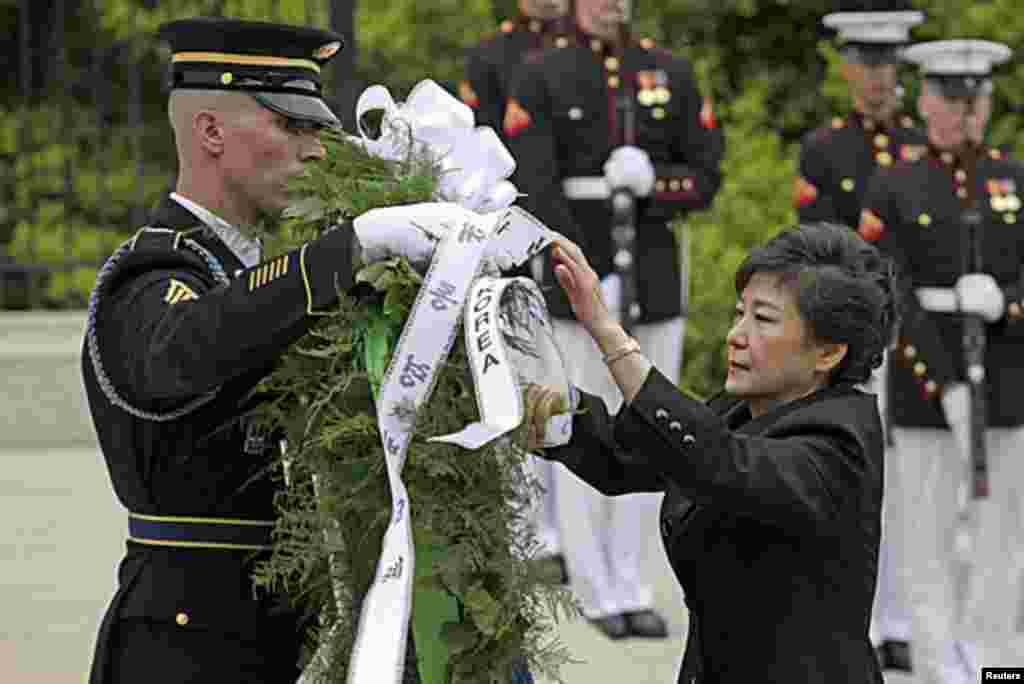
[603,337,641,365]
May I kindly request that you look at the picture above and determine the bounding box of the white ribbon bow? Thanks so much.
[353,79,520,214]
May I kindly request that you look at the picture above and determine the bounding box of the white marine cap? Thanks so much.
[823,11,924,45]
[903,39,1012,76]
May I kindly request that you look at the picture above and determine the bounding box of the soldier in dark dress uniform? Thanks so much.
[83,18,454,684]
[460,0,571,137]
[860,39,1024,684]
[505,0,724,640]
[797,4,925,671]
[525,223,896,683]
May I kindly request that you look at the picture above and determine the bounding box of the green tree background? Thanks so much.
[2,0,1022,396]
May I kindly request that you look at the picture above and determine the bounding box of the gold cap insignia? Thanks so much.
[313,41,341,60]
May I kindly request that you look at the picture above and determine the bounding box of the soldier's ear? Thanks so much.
[195,111,226,156]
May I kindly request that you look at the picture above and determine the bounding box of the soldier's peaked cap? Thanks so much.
[903,39,1011,98]
[823,7,923,47]
[158,17,344,128]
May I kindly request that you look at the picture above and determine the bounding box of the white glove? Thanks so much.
[940,382,971,464]
[955,273,1005,322]
[603,145,656,197]
[352,202,476,268]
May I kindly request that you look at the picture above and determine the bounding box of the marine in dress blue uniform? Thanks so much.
[460,2,571,138]
[860,39,1024,684]
[505,1,723,640]
[797,3,924,671]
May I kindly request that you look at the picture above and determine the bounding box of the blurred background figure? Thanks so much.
[795,1,924,674]
[861,38,1024,684]
[460,0,574,587]
[506,0,723,640]
[461,1,571,138]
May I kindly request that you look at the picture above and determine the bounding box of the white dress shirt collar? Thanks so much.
[170,193,262,269]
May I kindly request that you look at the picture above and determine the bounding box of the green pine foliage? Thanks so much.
[250,131,577,684]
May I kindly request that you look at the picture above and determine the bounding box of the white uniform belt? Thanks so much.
[563,177,611,200]
[916,287,957,313]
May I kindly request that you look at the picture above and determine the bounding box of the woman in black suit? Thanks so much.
[527,223,898,683]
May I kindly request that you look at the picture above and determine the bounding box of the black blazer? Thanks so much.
[545,371,885,684]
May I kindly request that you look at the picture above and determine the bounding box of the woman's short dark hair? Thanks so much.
[734,222,900,385]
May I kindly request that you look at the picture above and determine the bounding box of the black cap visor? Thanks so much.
[841,43,904,66]
[252,91,341,129]
[924,75,992,101]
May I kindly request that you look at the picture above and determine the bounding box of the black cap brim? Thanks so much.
[252,92,341,129]
[924,76,992,101]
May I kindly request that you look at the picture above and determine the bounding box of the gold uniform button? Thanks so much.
[918,213,932,226]
[555,36,569,49]
[220,72,234,85]
[605,56,619,71]
[591,39,603,53]
[874,134,889,148]
[608,75,620,88]
[841,178,855,192]
[955,169,967,182]
[925,380,939,396]
[1005,212,1017,224]
[941,152,955,165]
[957,187,968,199]
[864,118,876,131]
[913,361,927,377]
[652,107,666,120]
[903,345,917,360]
[175,612,190,626]
[876,151,893,166]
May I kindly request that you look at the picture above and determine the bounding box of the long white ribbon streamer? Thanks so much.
[347,210,500,684]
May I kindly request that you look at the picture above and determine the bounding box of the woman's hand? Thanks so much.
[524,383,569,452]
[550,237,621,344]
